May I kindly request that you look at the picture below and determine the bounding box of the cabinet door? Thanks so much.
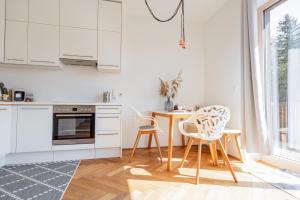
[60,27,97,60]
[29,0,59,25]
[60,0,98,29]
[96,114,121,132]
[95,134,121,148]
[6,0,28,22]
[98,31,121,68]
[5,21,28,64]
[0,0,5,19]
[28,23,59,66]
[0,19,4,63]
[0,106,11,157]
[16,106,53,153]
[99,0,121,32]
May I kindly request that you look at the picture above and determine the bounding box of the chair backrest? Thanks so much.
[130,106,159,130]
[180,105,230,140]
[130,106,144,118]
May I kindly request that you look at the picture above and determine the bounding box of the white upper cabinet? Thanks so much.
[16,106,53,153]
[0,0,5,19]
[29,0,59,25]
[98,31,121,69]
[60,0,98,30]
[0,106,11,157]
[98,0,122,71]
[6,0,28,22]
[98,0,121,32]
[60,26,97,60]
[0,19,4,63]
[28,23,59,66]
[5,21,28,64]
[0,0,4,63]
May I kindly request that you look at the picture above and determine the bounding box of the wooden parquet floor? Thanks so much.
[63,146,297,200]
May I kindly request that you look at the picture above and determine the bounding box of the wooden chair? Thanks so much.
[178,105,238,184]
[129,107,163,163]
[222,129,244,164]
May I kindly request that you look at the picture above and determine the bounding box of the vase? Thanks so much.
[164,97,174,112]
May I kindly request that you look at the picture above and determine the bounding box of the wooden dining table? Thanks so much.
[151,110,194,171]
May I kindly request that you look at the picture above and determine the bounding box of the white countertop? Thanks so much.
[0,101,122,106]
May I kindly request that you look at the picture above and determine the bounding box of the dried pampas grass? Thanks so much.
[159,71,183,99]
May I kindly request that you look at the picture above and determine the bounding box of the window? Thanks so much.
[263,0,300,161]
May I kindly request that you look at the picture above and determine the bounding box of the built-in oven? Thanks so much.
[53,105,95,145]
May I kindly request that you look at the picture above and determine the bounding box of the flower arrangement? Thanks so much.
[159,71,183,99]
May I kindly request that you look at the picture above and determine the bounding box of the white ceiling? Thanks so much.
[126,0,230,22]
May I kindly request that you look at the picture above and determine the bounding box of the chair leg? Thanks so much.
[234,135,244,163]
[179,138,193,168]
[209,143,216,166]
[148,134,153,149]
[181,135,186,146]
[217,139,238,183]
[212,142,218,166]
[196,140,202,184]
[223,135,228,165]
[153,132,163,163]
[129,132,142,162]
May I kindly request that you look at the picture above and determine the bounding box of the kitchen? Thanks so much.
[1,0,300,200]
[0,0,125,167]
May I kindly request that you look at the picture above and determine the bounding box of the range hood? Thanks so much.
[60,58,97,67]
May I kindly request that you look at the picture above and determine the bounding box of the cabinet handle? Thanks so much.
[7,58,25,62]
[30,59,55,64]
[0,108,8,111]
[56,114,93,117]
[21,108,50,110]
[63,54,94,58]
[97,116,119,119]
[97,107,120,109]
[97,132,119,135]
[103,0,122,3]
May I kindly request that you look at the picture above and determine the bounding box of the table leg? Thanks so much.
[148,113,155,148]
[148,135,153,149]
[167,116,174,171]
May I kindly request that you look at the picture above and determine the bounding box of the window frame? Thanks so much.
[258,0,300,172]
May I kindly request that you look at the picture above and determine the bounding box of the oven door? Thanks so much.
[53,113,95,145]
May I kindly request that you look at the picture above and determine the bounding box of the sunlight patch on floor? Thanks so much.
[130,168,152,176]
[126,174,298,200]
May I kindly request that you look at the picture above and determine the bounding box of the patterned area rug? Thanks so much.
[0,160,80,200]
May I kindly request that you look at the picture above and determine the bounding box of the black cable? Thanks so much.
[145,0,183,23]
[145,0,186,48]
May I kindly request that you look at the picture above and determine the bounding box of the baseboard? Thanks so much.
[4,148,122,165]
[262,155,300,173]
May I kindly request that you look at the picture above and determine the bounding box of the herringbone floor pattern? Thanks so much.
[63,146,297,200]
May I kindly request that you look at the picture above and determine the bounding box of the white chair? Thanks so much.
[129,107,163,163]
[178,105,238,184]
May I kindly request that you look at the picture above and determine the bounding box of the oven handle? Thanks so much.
[55,114,94,117]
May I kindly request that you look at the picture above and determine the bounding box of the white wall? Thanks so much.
[203,0,243,155]
[0,1,205,148]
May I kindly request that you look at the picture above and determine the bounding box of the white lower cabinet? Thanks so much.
[28,23,59,66]
[16,106,53,153]
[95,133,121,148]
[0,104,122,165]
[96,114,121,132]
[95,106,121,149]
[0,106,12,158]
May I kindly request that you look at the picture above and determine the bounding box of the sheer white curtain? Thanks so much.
[242,0,273,155]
